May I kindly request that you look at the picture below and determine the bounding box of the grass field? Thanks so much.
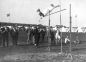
[0,41,86,62]
[0,31,86,62]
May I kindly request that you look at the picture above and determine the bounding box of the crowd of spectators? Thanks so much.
[0,25,58,47]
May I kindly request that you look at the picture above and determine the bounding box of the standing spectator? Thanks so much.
[29,26,34,44]
[40,29,45,42]
[34,26,40,47]
[50,29,55,43]
[26,26,31,44]
[65,36,70,44]
[1,26,9,47]
[10,26,19,46]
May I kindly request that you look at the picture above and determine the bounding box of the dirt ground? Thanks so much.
[0,41,86,62]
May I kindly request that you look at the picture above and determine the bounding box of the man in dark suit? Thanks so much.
[1,26,9,47]
[34,26,40,47]
[10,26,19,46]
[40,29,45,42]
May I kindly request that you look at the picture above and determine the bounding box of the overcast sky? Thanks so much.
[0,0,86,27]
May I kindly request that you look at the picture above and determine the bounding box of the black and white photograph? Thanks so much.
[0,0,86,62]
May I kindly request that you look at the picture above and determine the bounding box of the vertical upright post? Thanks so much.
[60,4,61,25]
[49,10,50,27]
[70,4,72,53]
[48,10,51,52]
[60,0,63,54]
[75,15,77,27]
